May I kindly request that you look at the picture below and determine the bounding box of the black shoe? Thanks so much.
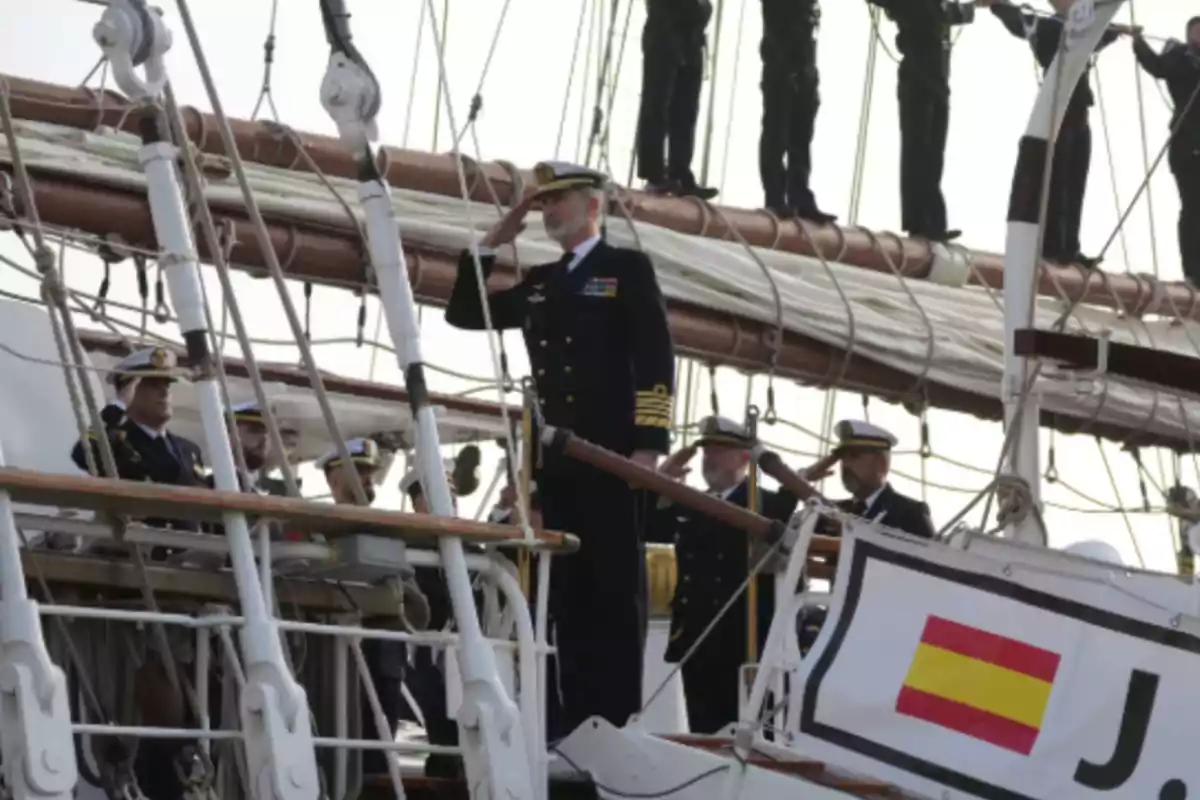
[1074,252,1102,269]
[643,180,675,196]
[793,205,838,225]
[910,228,961,243]
[674,180,719,201]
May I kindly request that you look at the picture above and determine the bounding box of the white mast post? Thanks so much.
[1001,0,1127,545]
[92,2,320,797]
[317,2,534,797]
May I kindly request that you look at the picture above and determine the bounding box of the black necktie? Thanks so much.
[551,250,573,277]
[848,498,868,516]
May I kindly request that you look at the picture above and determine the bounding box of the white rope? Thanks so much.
[424,0,532,539]
[8,119,1200,445]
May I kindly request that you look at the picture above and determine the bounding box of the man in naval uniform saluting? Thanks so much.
[649,416,800,734]
[823,419,934,538]
[444,160,676,738]
[772,419,934,655]
[71,346,208,532]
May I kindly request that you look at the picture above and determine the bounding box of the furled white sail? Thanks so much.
[4,119,1200,443]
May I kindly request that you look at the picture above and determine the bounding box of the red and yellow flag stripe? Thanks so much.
[895,615,1061,755]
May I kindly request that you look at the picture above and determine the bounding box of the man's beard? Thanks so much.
[544,214,584,245]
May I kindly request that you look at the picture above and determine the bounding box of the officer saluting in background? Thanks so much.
[71,346,208,530]
[649,416,799,734]
[759,420,934,655]
[444,161,675,739]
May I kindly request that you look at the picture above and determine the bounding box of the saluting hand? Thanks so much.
[658,444,697,480]
[481,194,535,249]
[801,449,842,482]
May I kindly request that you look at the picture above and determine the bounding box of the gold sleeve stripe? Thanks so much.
[636,387,673,399]
[634,414,672,429]
[635,398,674,412]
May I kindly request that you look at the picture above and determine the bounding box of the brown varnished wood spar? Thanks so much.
[0,467,577,550]
[543,426,840,558]
[14,172,1187,449]
[5,73,1194,321]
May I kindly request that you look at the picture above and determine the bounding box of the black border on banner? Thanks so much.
[799,537,1200,800]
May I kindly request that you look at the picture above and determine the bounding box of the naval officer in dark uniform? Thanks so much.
[759,0,835,223]
[866,0,980,242]
[71,346,208,529]
[636,0,720,199]
[984,0,1135,266]
[777,420,935,655]
[1133,21,1200,285]
[445,160,676,739]
[70,347,211,800]
[648,416,799,734]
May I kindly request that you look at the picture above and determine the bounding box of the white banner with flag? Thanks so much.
[792,524,1200,800]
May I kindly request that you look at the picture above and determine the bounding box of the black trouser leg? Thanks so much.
[926,94,950,235]
[636,20,681,184]
[1044,121,1089,261]
[1064,121,1092,259]
[1171,141,1200,285]
[759,59,791,209]
[360,637,406,775]
[898,81,949,237]
[680,645,742,735]
[541,468,646,740]
[667,52,705,185]
[786,65,820,212]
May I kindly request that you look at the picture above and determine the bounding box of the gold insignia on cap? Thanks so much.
[535,163,556,186]
[149,348,169,369]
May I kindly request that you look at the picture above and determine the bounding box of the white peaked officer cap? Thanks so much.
[531,161,607,197]
[834,420,899,452]
[109,346,180,386]
[693,415,755,449]
[229,400,266,424]
[315,437,380,473]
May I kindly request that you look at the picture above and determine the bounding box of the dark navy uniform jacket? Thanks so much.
[990,3,1120,125]
[800,483,935,654]
[1133,38,1200,141]
[867,0,976,95]
[647,480,800,662]
[445,240,676,457]
[71,414,208,532]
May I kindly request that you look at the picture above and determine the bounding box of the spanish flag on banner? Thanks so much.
[895,615,1061,755]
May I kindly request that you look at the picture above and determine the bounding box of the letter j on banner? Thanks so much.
[895,615,1062,755]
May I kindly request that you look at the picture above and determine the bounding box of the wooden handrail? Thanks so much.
[0,468,578,551]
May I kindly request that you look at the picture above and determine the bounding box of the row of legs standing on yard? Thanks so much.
[636,1,1200,280]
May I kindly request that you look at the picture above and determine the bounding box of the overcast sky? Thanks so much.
[1,0,1196,570]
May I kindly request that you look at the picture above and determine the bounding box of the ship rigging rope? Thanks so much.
[9,121,1200,444]
[0,85,217,799]
[423,0,533,539]
[175,0,376,511]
